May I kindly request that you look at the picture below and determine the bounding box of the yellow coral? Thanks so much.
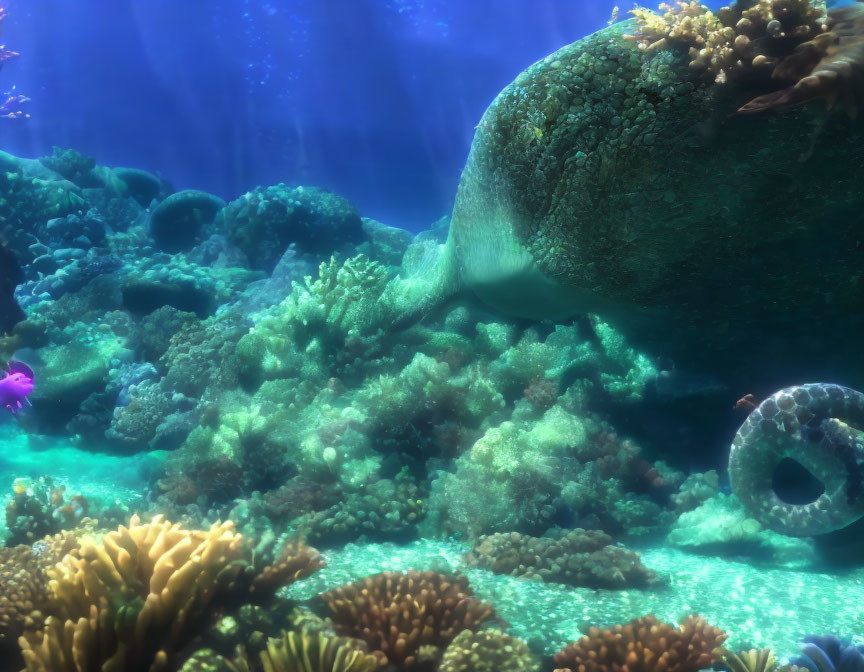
[18,515,324,672]
[260,630,384,672]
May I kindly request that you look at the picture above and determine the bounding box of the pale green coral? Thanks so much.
[237,255,393,384]
[666,493,817,569]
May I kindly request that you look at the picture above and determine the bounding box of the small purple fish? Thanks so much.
[0,360,34,414]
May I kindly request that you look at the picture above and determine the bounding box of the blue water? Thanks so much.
[0,0,618,230]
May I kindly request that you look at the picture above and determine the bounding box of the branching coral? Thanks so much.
[464,529,655,589]
[322,571,496,666]
[18,515,324,672]
[237,255,393,386]
[259,630,385,672]
[553,615,727,672]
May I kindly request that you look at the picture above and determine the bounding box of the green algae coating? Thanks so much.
[284,539,864,660]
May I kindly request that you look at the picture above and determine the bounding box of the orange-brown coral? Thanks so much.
[17,515,324,672]
[322,571,496,666]
[553,614,727,672]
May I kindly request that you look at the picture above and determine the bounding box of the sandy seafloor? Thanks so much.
[285,539,864,660]
[3,428,862,661]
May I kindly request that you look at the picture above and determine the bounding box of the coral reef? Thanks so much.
[422,0,864,395]
[553,615,727,672]
[321,571,495,665]
[464,529,655,589]
[628,0,830,88]
[0,241,24,333]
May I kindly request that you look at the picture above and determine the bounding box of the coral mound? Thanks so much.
[464,529,655,589]
[18,515,324,672]
[321,570,496,666]
[439,628,539,672]
[0,533,77,659]
[553,614,727,672]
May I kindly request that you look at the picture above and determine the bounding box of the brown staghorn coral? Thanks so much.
[321,571,496,666]
[464,529,655,589]
[259,629,385,672]
[553,614,727,672]
[439,628,539,672]
[628,0,864,113]
[17,515,324,672]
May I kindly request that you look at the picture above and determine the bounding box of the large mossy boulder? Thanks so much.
[403,4,864,389]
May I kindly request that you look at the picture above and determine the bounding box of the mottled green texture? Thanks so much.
[0,154,85,259]
[445,19,864,345]
[440,629,539,672]
[33,321,132,405]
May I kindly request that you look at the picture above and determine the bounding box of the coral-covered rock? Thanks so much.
[0,532,76,664]
[465,529,655,589]
[218,184,364,272]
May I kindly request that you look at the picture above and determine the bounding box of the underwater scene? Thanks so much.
[2,0,864,671]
